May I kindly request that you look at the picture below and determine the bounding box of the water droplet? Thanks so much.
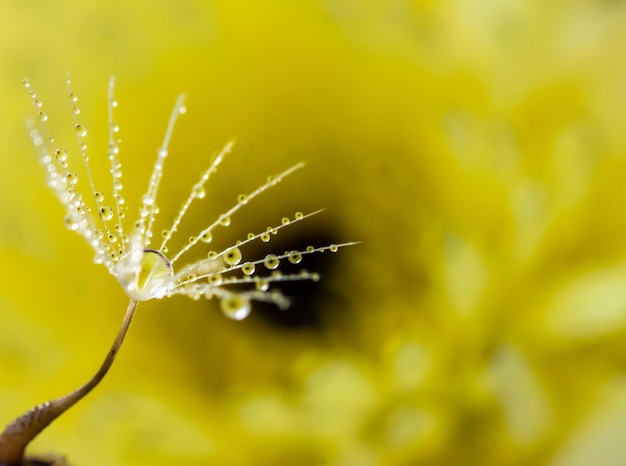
[306,246,315,253]
[295,212,304,220]
[95,192,105,203]
[200,231,213,243]
[208,273,222,285]
[260,233,271,243]
[192,185,206,199]
[281,217,290,225]
[187,273,197,281]
[224,247,242,266]
[267,175,277,185]
[329,244,338,253]
[55,149,67,163]
[189,236,196,244]
[161,229,169,238]
[67,173,78,185]
[22,79,30,88]
[207,251,217,259]
[100,206,113,221]
[242,262,255,276]
[237,194,248,204]
[74,124,87,137]
[69,93,78,103]
[34,99,43,108]
[64,215,78,231]
[219,215,231,227]
[256,279,270,291]
[288,251,302,264]
[247,233,255,240]
[264,254,280,270]
[38,111,48,122]
[220,295,251,321]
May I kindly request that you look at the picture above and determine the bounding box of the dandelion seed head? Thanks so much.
[25,76,357,318]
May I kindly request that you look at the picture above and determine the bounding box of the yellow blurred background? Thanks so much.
[2,1,626,465]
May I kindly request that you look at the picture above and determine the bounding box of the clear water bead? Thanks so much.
[192,185,206,199]
[208,273,222,285]
[264,254,280,270]
[242,262,255,276]
[55,149,67,163]
[220,295,251,321]
[288,251,302,264]
[74,124,88,137]
[224,247,242,266]
[100,206,114,221]
[256,279,270,291]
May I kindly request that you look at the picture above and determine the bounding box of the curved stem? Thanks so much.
[0,299,138,465]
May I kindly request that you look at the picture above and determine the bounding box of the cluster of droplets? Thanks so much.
[24,76,356,320]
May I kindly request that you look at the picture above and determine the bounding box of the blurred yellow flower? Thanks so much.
[0,73,354,464]
[2,1,626,465]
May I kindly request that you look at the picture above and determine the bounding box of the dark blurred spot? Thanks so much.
[250,230,341,331]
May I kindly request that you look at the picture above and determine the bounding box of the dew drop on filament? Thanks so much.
[100,206,114,221]
[220,295,251,320]
[74,124,87,137]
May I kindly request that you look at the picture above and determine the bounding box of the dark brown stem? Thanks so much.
[0,299,138,465]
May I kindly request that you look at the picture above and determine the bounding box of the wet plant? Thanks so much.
[0,76,355,465]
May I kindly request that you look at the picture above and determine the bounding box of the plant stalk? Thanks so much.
[0,299,138,465]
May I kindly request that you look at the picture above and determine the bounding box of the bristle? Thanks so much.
[159,140,234,253]
[174,209,325,282]
[139,93,187,248]
[24,77,116,273]
[170,162,306,264]
[26,76,356,315]
[106,76,128,255]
